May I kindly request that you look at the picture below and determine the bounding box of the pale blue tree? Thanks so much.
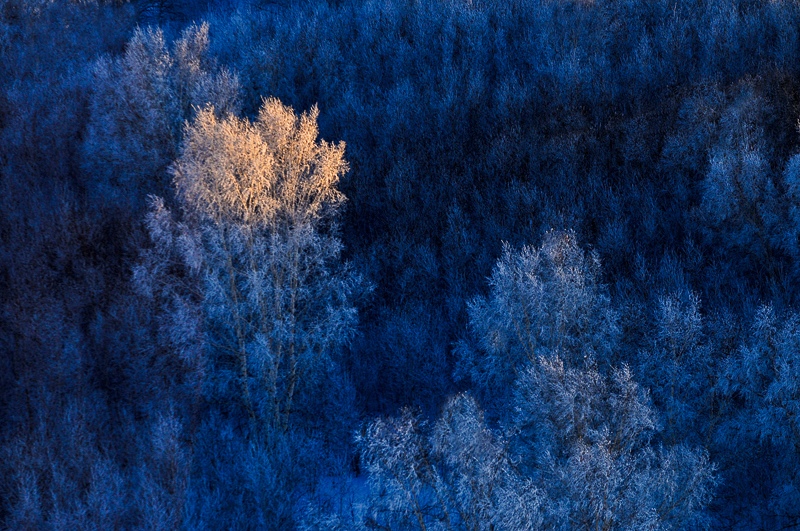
[514,356,716,530]
[82,23,240,208]
[718,306,800,529]
[457,230,619,413]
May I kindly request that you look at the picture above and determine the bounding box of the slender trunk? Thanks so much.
[221,233,255,421]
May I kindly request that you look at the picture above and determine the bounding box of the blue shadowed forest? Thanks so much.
[3,0,800,528]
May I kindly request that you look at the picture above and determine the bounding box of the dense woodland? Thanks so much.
[3,0,800,528]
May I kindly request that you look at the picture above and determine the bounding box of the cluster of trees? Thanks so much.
[3,0,800,528]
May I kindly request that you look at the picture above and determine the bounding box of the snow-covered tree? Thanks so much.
[457,230,619,412]
[637,292,713,446]
[138,98,360,432]
[357,393,544,531]
[514,356,716,530]
[82,23,240,209]
[697,85,786,291]
[717,306,800,529]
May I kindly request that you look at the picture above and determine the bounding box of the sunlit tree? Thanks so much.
[139,98,359,432]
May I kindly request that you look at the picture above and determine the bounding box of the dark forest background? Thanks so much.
[3,0,800,528]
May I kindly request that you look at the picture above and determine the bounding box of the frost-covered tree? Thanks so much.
[457,230,619,411]
[717,306,800,529]
[358,360,715,531]
[357,408,440,530]
[132,97,361,529]
[356,393,543,531]
[448,233,715,529]
[430,394,545,531]
[779,153,800,272]
[2,388,127,529]
[637,292,713,446]
[514,356,717,530]
[140,98,359,432]
[82,23,240,209]
[697,85,787,291]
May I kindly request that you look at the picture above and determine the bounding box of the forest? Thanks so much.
[2,0,800,528]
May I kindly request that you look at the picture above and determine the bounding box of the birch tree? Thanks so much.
[140,98,359,431]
